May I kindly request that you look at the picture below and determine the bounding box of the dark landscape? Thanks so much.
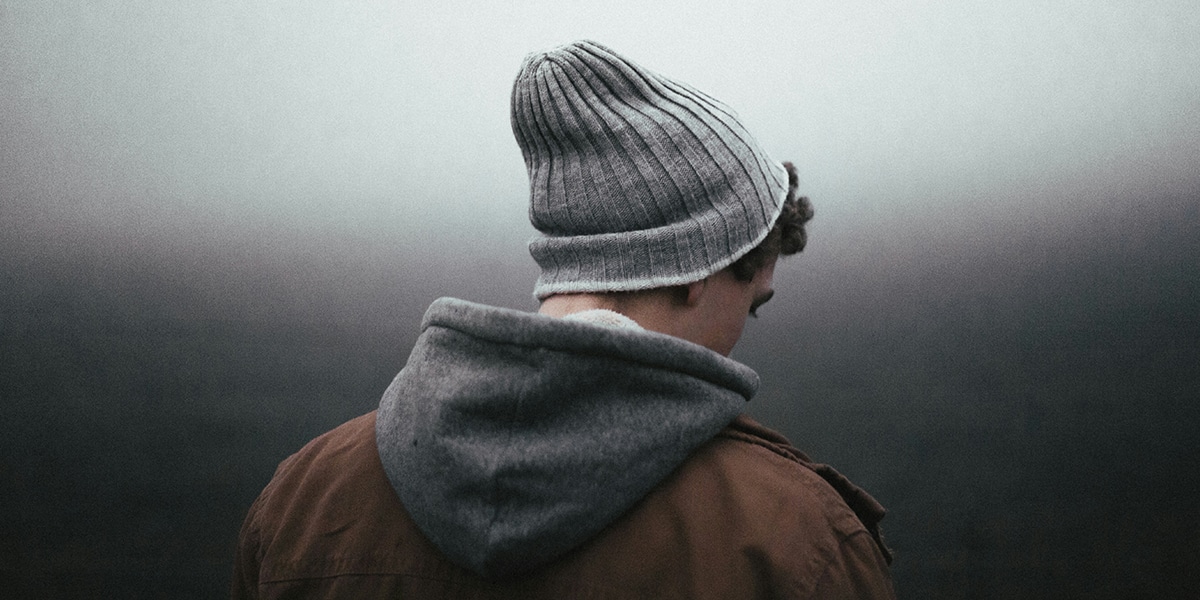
[1,183,1196,598]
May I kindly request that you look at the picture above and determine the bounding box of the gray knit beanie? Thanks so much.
[511,40,789,299]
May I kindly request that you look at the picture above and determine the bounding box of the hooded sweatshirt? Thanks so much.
[234,297,896,598]
[375,297,755,578]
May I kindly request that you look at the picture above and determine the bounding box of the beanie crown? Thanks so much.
[511,40,787,299]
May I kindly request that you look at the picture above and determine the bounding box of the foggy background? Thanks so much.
[2,1,1198,597]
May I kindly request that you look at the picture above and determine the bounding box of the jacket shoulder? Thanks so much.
[234,411,467,596]
[718,414,891,550]
[268,411,377,481]
[234,411,896,599]
[653,413,896,598]
[712,415,875,529]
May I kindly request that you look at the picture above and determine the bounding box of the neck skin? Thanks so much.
[539,287,682,335]
[537,260,776,356]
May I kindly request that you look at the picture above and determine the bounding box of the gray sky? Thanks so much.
[3,0,1198,271]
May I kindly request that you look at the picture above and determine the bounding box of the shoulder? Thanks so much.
[717,416,888,522]
[653,413,896,598]
[243,412,380,524]
[271,411,378,478]
[238,412,438,584]
[687,414,878,544]
[246,410,389,531]
[241,411,383,539]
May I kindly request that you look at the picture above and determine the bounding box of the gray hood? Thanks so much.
[376,298,757,579]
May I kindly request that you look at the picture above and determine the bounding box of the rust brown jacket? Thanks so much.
[233,299,895,598]
[233,411,894,599]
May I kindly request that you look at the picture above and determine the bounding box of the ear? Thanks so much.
[683,277,707,307]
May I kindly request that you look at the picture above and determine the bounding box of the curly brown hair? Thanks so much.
[729,161,814,282]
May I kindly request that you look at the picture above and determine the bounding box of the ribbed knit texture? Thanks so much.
[511,40,789,299]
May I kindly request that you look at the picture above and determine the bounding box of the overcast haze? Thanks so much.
[4,0,1198,271]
